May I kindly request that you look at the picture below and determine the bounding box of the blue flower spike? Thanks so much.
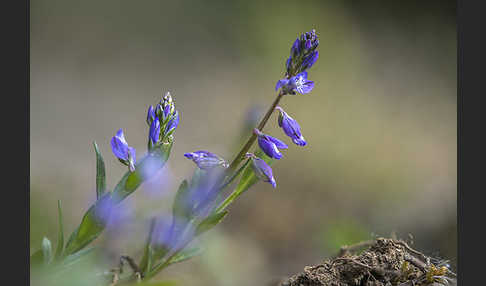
[253,128,288,160]
[110,129,136,172]
[286,29,319,76]
[246,153,276,188]
[184,150,229,170]
[275,106,306,146]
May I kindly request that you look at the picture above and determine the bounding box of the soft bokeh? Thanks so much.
[30,0,456,285]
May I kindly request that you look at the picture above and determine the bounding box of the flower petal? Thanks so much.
[266,135,288,149]
[257,136,282,160]
[297,80,314,94]
[275,79,289,91]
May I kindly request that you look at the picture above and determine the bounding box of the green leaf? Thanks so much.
[64,193,111,255]
[139,218,156,274]
[195,211,228,236]
[60,247,96,268]
[168,247,203,265]
[112,141,173,203]
[216,150,273,212]
[42,237,53,265]
[93,141,106,200]
[64,141,173,256]
[55,200,64,259]
[172,180,191,219]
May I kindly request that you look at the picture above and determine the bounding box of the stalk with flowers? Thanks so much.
[30,29,319,285]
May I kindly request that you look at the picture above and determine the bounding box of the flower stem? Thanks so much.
[226,91,284,173]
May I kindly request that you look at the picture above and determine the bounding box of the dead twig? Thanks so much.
[336,240,375,257]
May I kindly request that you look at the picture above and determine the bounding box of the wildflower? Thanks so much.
[275,71,314,95]
[184,150,228,170]
[253,128,288,160]
[286,29,319,76]
[275,106,306,146]
[146,105,155,125]
[149,117,161,145]
[246,153,276,188]
[110,129,136,172]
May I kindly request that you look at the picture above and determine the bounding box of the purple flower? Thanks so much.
[246,153,276,188]
[253,128,288,160]
[184,150,228,170]
[166,110,179,134]
[149,117,161,145]
[111,129,136,172]
[286,29,319,76]
[276,106,306,146]
[146,105,155,125]
[275,71,314,95]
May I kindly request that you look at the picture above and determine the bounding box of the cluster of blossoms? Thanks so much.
[276,29,318,96]
[185,29,318,189]
[110,92,180,172]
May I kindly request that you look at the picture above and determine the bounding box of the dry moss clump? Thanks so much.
[279,238,456,286]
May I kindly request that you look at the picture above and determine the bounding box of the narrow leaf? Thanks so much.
[64,193,111,255]
[93,141,106,200]
[139,218,156,274]
[195,211,228,236]
[168,247,203,265]
[55,200,64,259]
[172,180,191,219]
[60,247,96,268]
[65,141,173,255]
[112,141,173,203]
[42,237,53,265]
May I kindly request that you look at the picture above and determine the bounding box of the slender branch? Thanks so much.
[226,91,284,173]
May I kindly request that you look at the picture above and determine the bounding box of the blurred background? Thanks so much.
[30,0,456,285]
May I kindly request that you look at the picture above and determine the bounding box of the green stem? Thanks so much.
[219,158,251,191]
[226,91,284,174]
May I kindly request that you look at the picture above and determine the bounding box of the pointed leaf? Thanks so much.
[195,211,228,236]
[93,141,106,200]
[64,193,111,255]
[168,247,204,265]
[55,200,64,259]
[60,247,96,268]
[172,180,191,219]
[65,141,173,255]
[112,141,173,203]
[42,237,53,265]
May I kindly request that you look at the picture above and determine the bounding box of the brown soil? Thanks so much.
[278,238,456,286]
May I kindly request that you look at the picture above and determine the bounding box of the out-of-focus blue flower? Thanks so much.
[246,153,276,188]
[275,106,306,146]
[275,71,314,95]
[184,150,228,170]
[253,128,288,160]
[149,117,161,145]
[111,129,136,172]
[146,105,155,125]
[285,29,319,76]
